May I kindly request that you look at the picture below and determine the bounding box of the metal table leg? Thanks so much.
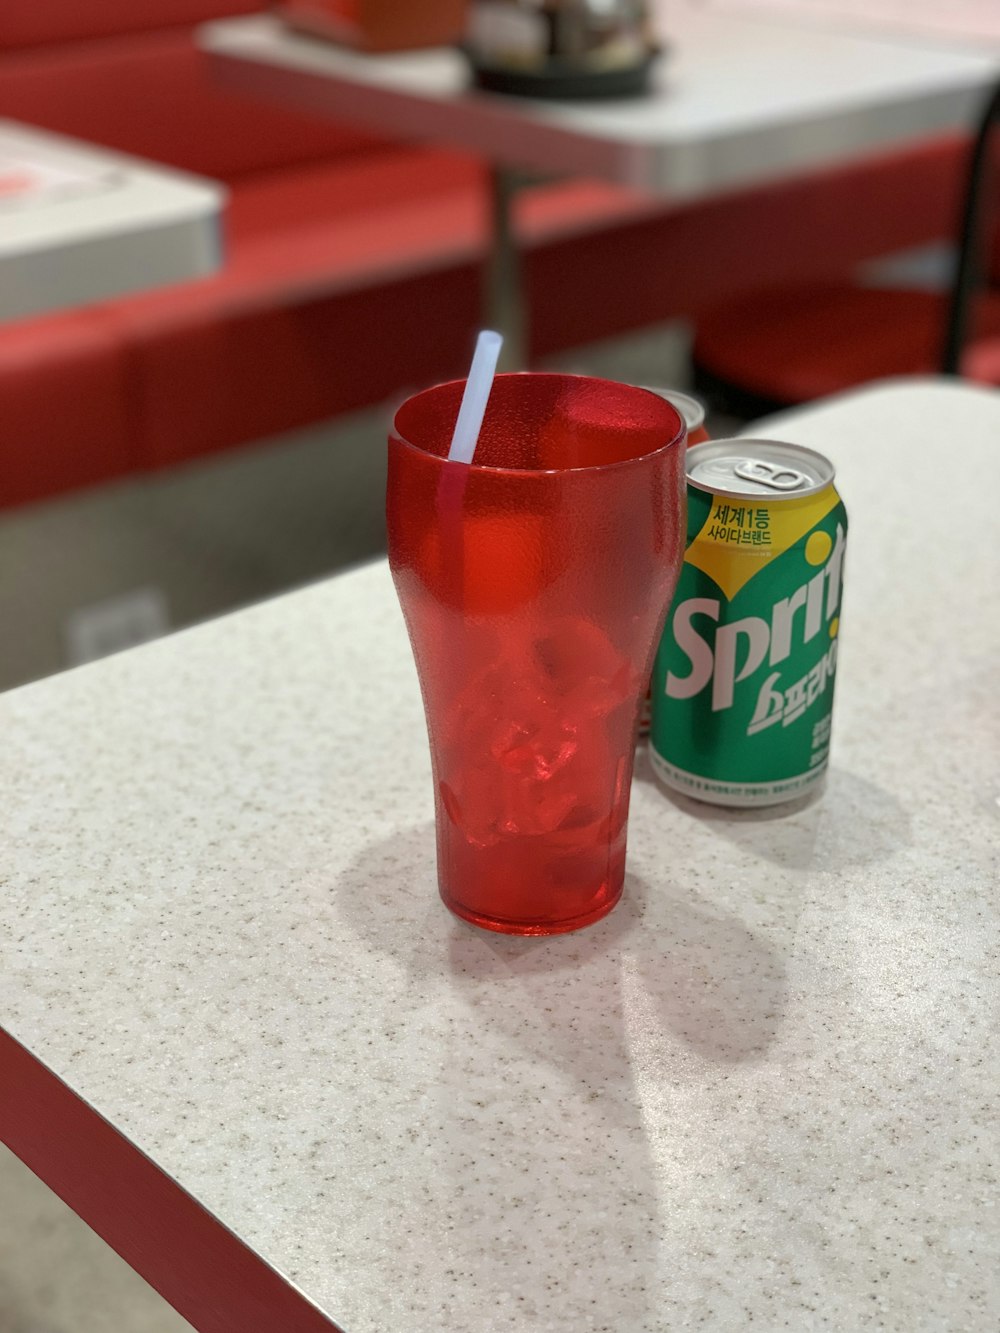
[485,165,528,370]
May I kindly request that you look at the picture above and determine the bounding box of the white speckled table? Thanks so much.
[1,380,998,1333]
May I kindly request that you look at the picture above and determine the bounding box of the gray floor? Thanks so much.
[0,320,744,1332]
[0,1144,193,1333]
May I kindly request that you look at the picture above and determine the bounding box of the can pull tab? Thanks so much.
[735,459,808,492]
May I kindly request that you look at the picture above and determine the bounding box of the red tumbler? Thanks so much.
[387,374,686,935]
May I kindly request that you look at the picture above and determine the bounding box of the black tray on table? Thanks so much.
[465,48,661,100]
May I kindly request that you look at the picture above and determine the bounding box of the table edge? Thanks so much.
[0,1026,342,1333]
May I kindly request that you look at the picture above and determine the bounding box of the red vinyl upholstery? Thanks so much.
[117,132,970,472]
[0,0,974,509]
[0,0,266,52]
[0,29,391,180]
[0,311,136,508]
[694,283,1000,412]
[692,138,1000,412]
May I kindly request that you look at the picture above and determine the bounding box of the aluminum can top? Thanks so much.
[687,438,835,500]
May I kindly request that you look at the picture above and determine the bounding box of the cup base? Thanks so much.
[441,885,623,936]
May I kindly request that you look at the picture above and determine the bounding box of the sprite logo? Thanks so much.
[651,484,848,797]
[667,522,845,720]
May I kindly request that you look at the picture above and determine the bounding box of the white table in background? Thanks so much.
[201,2,999,362]
[0,120,224,323]
[201,2,998,199]
[1,378,997,1333]
[712,0,1000,51]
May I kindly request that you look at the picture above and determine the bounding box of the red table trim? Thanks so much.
[0,1026,342,1333]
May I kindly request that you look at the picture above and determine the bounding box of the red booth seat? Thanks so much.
[0,24,387,181]
[0,0,256,49]
[693,282,1000,413]
[0,0,974,510]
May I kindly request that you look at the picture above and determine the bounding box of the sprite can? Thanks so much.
[650,438,847,807]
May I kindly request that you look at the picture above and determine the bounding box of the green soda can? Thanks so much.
[650,439,847,807]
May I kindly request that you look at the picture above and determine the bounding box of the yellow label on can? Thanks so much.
[684,486,841,600]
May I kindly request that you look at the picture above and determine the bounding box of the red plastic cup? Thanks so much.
[387,373,686,935]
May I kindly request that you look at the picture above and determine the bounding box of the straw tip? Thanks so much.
[447,329,504,464]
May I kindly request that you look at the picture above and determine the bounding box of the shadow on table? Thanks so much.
[328,754,911,1325]
[336,820,786,1065]
[332,817,788,1325]
[333,810,794,1311]
[633,748,912,871]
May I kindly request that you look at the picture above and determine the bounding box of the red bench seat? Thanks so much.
[0,0,971,509]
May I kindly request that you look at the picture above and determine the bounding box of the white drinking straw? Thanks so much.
[447,329,503,464]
